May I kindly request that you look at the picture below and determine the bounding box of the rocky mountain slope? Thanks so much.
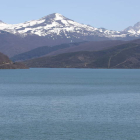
[1,13,140,57]
[0,13,121,38]
[124,22,140,35]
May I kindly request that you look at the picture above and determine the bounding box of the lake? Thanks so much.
[0,68,140,140]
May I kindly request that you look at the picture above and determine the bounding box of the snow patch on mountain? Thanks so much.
[0,13,139,40]
[124,22,140,36]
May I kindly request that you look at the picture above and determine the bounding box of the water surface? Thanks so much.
[0,69,140,140]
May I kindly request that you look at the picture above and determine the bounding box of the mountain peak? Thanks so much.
[124,21,140,34]
[41,13,67,21]
[52,13,63,16]
[133,22,140,29]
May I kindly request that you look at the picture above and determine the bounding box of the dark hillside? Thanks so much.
[11,42,85,61]
[11,40,126,62]
[24,43,140,69]
[0,52,28,69]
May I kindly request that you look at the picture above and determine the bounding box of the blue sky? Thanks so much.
[1,0,140,31]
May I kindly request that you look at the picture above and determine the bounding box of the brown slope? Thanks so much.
[45,40,127,56]
[0,51,27,69]
[0,31,86,57]
[24,42,140,69]
[45,38,140,57]
[0,52,12,64]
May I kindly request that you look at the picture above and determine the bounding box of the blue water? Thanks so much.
[0,68,140,140]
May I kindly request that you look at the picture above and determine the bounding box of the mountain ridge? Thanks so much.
[0,13,140,38]
[1,13,140,57]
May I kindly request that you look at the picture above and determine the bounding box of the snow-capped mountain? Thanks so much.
[124,22,140,36]
[1,13,140,39]
[0,13,128,39]
[0,13,140,57]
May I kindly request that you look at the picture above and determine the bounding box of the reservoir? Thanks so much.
[0,68,140,140]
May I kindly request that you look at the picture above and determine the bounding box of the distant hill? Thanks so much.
[0,52,27,69]
[11,40,126,62]
[10,42,85,62]
[44,40,126,56]
[24,42,140,69]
